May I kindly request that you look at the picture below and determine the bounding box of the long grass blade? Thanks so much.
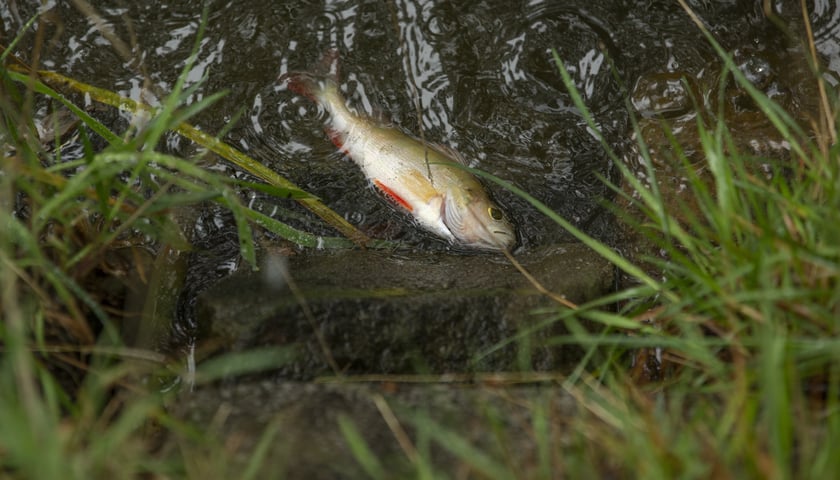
[19,68,370,246]
[338,415,387,480]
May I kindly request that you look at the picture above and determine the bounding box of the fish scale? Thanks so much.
[280,52,516,251]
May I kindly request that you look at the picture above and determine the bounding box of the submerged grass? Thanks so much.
[2,4,839,480]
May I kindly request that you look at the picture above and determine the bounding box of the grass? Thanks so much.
[0,9,351,477]
[2,3,840,479]
[415,11,838,478]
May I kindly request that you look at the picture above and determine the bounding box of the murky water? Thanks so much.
[4,1,839,356]
[5,1,838,247]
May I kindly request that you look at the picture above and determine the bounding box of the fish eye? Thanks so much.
[488,206,504,220]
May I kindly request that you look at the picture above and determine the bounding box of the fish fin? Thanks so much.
[278,48,342,98]
[402,169,441,201]
[373,169,440,212]
[441,190,465,233]
[278,72,322,100]
[374,179,413,212]
[370,105,394,127]
[429,142,469,165]
[326,127,350,155]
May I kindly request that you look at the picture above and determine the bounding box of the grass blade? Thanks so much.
[338,415,387,480]
[20,68,370,246]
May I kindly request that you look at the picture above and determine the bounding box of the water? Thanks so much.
[4,0,839,353]
[5,1,838,250]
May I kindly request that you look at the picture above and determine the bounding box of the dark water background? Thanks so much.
[3,0,840,353]
[6,0,839,252]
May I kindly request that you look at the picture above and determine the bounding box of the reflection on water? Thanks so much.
[393,0,452,134]
[3,0,838,250]
[4,0,838,360]
[813,0,840,78]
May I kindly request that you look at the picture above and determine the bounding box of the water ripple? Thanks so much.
[394,0,453,136]
[497,1,617,115]
[812,0,840,78]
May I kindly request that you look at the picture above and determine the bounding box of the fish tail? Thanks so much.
[280,71,324,100]
[278,48,341,101]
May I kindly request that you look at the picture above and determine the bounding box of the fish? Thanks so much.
[279,52,516,251]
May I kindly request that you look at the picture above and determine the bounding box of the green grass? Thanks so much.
[0,11,349,478]
[2,4,840,480]
[339,14,839,480]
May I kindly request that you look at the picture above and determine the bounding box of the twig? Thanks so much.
[503,249,578,310]
[316,371,568,385]
[372,394,419,463]
[387,0,434,185]
[9,66,370,246]
[278,262,342,376]
[798,0,837,150]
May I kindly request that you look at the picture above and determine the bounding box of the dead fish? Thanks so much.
[279,51,516,251]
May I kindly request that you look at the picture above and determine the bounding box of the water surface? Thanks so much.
[5,1,837,250]
[4,0,838,353]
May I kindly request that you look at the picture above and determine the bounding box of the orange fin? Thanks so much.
[278,48,341,98]
[326,127,350,155]
[374,180,413,212]
[279,72,320,100]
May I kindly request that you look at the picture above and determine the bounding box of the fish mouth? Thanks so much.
[466,229,516,251]
[449,227,513,251]
[492,233,516,251]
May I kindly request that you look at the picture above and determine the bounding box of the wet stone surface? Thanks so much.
[196,243,614,379]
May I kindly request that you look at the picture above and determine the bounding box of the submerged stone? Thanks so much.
[195,243,614,379]
[631,72,698,118]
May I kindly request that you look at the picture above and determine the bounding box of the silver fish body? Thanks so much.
[282,69,515,251]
